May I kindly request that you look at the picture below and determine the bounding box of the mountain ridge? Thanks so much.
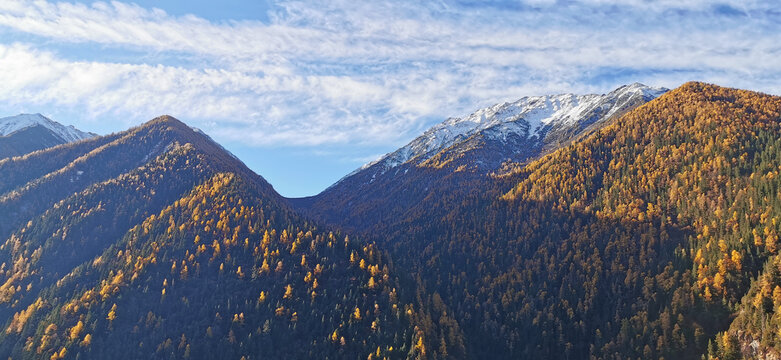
[333,82,667,189]
[0,113,96,159]
[0,114,427,359]
[294,83,667,235]
[0,113,95,142]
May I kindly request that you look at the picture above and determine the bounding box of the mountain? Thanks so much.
[294,83,667,232]
[4,82,781,360]
[0,114,94,142]
[354,82,666,177]
[296,82,781,359]
[0,116,425,359]
[0,114,95,159]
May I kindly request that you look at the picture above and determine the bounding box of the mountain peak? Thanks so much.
[148,114,180,123]
[138,115,241,160]
[0,113,53,134]
[130,115,276,198]
[342,83,667,184]
[143,114,189,129]
[0,113,95,142]
[613,82,667,98]
[672,81,747,97]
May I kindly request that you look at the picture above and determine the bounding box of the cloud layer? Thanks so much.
[0,0,779,146]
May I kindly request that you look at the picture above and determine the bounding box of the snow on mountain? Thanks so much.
[0,113,95,142]
[355,83,667,178]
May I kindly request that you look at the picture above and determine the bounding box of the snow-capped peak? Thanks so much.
[351,83,667,179]
[0,113,95,142]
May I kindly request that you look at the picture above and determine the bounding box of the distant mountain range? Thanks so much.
[0,113,95,158]
[2,82,781,359]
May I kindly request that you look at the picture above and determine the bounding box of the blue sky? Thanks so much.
[0,1,779,197]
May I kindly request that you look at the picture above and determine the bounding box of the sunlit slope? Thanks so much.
[300,82,781,359]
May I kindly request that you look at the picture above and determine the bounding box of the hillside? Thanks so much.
[298,82,781,359]
[0,116,425,359]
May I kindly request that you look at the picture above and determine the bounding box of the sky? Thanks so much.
[0,1,779,197]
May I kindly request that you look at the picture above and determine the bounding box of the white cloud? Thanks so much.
[0,43,412,146]
[0,0,779,148]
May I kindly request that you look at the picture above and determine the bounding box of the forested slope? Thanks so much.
[300,82,781,359]
[4,82,781,359]
[0,116,425,359]
[0,126,73,159]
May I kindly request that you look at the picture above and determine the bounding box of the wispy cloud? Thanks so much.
[0,0,779,147]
